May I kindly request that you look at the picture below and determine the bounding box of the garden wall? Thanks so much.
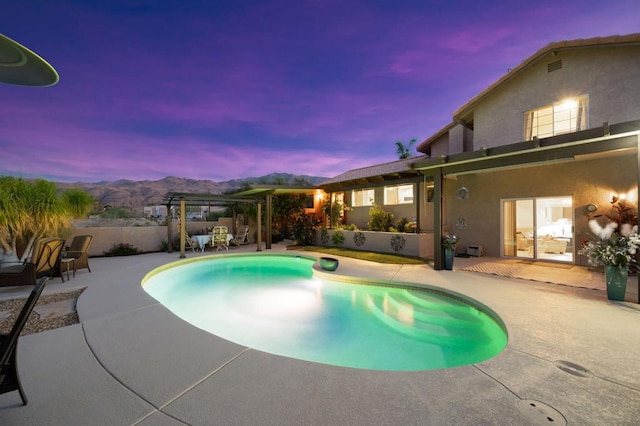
[67,217,245,256]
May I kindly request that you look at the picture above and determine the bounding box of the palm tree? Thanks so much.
[395,138,417,159]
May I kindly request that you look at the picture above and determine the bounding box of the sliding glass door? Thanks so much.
[502,196,573,262]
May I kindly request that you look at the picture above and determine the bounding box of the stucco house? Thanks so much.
[321,33,640,269]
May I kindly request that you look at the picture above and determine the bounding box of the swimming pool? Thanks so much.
[142,254,507,371]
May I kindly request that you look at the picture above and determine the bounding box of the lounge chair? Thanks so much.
[230,225,249,247]
[61,235,93,274]
[212,226,229,251]
[0,276,49,405]
[0,238,65,287]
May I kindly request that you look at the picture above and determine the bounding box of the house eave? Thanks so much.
[411,120,640,175]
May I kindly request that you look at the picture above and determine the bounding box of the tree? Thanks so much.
[62,188,96,218]
[395,138,417,159]
[0,177,93,262]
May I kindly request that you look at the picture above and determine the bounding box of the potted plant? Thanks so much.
[442,234,459,271]
[578,197,639,300]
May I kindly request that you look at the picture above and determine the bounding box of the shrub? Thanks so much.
[291,213,316,246]
[368,204,394,231]
[104,243,141,256]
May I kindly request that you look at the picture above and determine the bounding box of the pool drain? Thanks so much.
[553,360,593,378]
[517,399,566,425]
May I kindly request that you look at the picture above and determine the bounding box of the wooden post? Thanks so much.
[179,197,186,259]
[166,203,173,253]
[266,193,272,250]
[256,202,262,252]
[434,170,443,270]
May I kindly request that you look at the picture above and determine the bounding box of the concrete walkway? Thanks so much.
[1,245,639,425]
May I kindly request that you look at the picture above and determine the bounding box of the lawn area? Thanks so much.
[288,245,427,264]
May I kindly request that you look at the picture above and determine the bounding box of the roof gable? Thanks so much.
[454,33,640,124]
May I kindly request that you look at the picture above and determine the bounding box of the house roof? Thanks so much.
[416,121,456,153]
[453,33,640,124]
[320,155,429,189]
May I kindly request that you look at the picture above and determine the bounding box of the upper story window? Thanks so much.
[352,188,375,207]
[384,184,413,205]
[524,95,588,140]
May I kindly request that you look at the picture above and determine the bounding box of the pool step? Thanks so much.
[390,292,485,325]
[366,294,494,347]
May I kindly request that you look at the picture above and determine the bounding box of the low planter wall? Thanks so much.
[316,229,434,259]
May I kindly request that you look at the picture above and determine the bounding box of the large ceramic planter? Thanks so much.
[604,265,627,301]
[444,248,454,271]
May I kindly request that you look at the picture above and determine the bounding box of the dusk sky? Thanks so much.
[2,1,638,183]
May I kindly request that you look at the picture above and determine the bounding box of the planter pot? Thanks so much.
[604,265,628,301]
[319,257,339,271]
[444,248,454,271]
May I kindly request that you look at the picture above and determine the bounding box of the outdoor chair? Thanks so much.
[212,226,229,251]
[0,276,49,405]
[0,238,65,287]
[230,225,249,247]
[185,231,200,252]
[61,235,93,274]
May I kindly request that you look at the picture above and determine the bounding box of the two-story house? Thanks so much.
[322,33,640,268]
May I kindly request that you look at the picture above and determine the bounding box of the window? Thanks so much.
[352,188,375,207]
[384,184,414,205]
[524,96,588,140]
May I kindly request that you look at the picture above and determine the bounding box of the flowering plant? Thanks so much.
[578,197,639,268]
[442,234,459,250]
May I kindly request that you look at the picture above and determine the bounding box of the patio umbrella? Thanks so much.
[0,33,59,86]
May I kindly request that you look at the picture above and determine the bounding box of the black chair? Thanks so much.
[0,277,49,405]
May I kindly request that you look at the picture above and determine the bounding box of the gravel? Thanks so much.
[0,287,86,335]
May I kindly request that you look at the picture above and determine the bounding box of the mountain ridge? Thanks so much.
[56,173,328,210]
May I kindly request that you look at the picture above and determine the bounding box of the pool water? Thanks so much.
[142,254,507,371]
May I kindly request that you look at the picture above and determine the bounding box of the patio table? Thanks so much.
[193,234,233,251]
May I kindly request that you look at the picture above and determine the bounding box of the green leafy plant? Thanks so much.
[368,204,394,231]
[442,234,459,250]
[331,230,345,246]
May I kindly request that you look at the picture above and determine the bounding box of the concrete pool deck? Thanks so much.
[1,244,639,425]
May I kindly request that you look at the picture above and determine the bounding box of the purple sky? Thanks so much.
[2,0,638,183]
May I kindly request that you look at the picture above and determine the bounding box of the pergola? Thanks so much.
[162,185,320,258]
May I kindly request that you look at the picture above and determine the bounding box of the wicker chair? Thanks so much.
[0,238,65,287]
[61,235,93,274]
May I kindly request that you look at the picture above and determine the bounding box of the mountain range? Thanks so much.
[56,173,327,211]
